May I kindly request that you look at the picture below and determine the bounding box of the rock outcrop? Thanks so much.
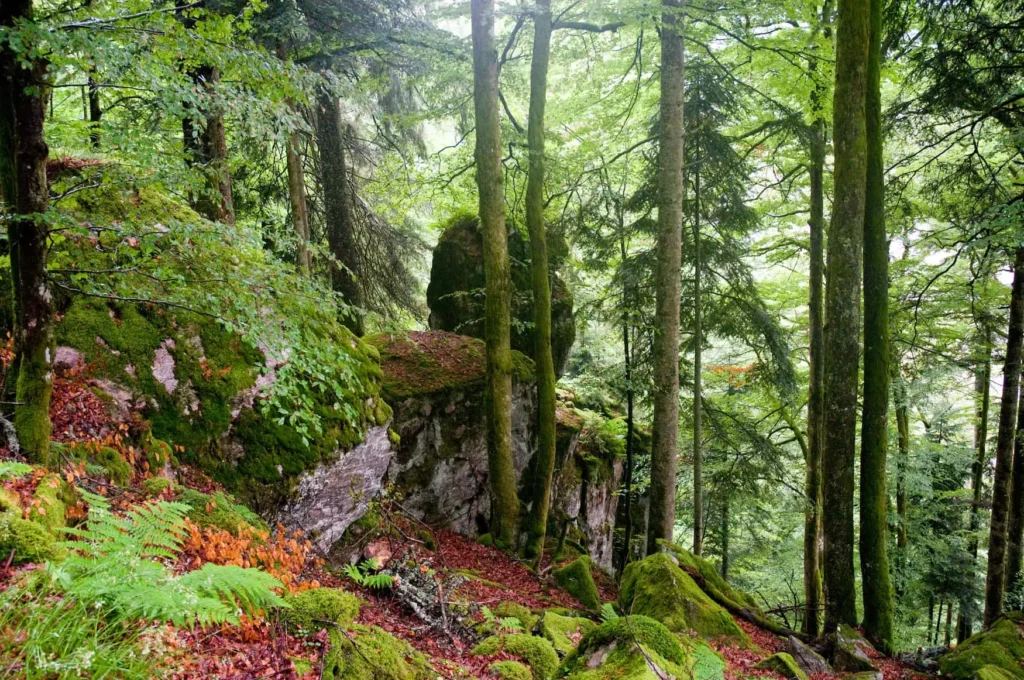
[940,612,1024,680]
[425,213,576,376]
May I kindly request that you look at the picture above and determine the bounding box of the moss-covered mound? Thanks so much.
[941,613,1024,680]
[177,488,267,535]
[619,553,749,645]
[539,611,597,655]
[554,556,602,612]
[473,634,560,680]
[756,653,808,680]
[491,660,534,680]
[0,516,56,564]
[322,624,435,680]
[669,544,761,611]
[281,588,361,633]
[368,330,533,401]
[26,473,76,534]
[557,615,725,680]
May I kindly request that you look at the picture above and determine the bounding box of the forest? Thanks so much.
[0,0,1022,678]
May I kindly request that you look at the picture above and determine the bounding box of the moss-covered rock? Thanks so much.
[554,556,601,612]
[973,665,1021,680]
[321,624,435,680]
[93,446,133,486]
[282,588,361,633]
[756,653,809,680]
[940,614,1024,680]
[28,474,75,534]
[830,624,878,673]
[669,544,761,611]
[618,553,749,645]
[0,516,55,564]
[490,602,540,633]
[0,487,22,517]
[557,615,724,680]
[142,476,174,496]
[177,488,267,535]
[539,611,597,655]
[473,634,560,680]
[491,660,534,680]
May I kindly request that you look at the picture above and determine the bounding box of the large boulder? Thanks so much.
[425,213,576,376]
[940,613,1024,680]
[828,625,879,674]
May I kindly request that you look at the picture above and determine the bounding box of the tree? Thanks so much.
[0,0,55,464]
[647,0,685,555]
[822,0,868,631]
[471,0,518,549]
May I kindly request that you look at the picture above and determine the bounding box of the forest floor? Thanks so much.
[0,367,935,680]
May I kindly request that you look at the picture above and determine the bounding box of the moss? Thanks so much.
[14,340,54,465]
[388,428,401,448]
[417,526,437,550]
[539,611,596,655]
[756,653,808,680]
[554,556,601,612]
[177,488,267,535]
[473,634,560,680]
[495,602,541,632]
[479,533,494,547]
[142,476,174,496]
[940,615,1024,680]
[143,433,173,473]
[321,624,435,680]
[282,588,361,634]
[974,665,1020,680]
[0,487,22,517]
[668,544,760,611]
[491,660,533,680]
[28,474,74,533]
[0,516,55,564]
[93,446,133,486]
[618,553,749,644]
[292,658,313,676]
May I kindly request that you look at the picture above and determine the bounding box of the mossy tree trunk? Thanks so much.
[822,0,868,632]
[720,494,730,580]
[0,0,55,465]
[618,229,637,577]
[286,130,312,273]
[984,246,1024,628]
[471,0,519,549]
[647,0,686,556]
[859,0,893,651]
[182,64,235,225]
[692,157,704,557]
[1004,366,1024,599]
[804,113,826,638]
[960,331,991,641]
[87,75,101,149]
[523,0,557,562]
[315,89,364,335]
[894,376,909,603]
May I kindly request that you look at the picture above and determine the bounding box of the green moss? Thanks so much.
[321,624,435,680]
[974,665,1020,680]
[554,556,601,612]
[388,428,401,448]
[0,487,22,517]
[64,184,200,226]
[291,658,313,676]
[495,602,541,632]
[618,553,749,644]
[479,533,494,547]
[14,341,54,465]
[0,516,55,564]
[143,433,173,473]
[539,611,597,655]
[142,476,174,496]
[177,488,267,535]
[28,474,74,533]
[491,660,534,680]
[756,653,808,680]
[472,634,559,680]
[282,588,361,634]
[940,615,1024,680]
[93,446,133,486]
[668,544,760,611]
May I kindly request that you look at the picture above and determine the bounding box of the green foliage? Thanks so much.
[142,477,174,496]
[177,488,267,535]
[553,556,601,612]
[600,602,620,622]
[0,461,32,479]
[343,558,395,590]
[52,490,285,627]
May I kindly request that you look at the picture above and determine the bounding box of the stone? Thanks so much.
[940,613,1024,680]
[755,653,809,680]
[787,635,831,675]
[830,624,879,674]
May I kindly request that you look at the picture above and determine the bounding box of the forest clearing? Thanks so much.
[1,0,1022,678]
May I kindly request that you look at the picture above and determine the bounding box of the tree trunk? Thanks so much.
[693,156,704,557]
[523,0,557,563]
[87,73,101,149]
[1005,369,1024,598]
[0,0,55,464]
[315,91,364,335]
[618,231,636,577]
[721,494,730,580]
[285,130,312,273]
[984,246,1024,627]
[859,0,893,651]
[822,0,869,632]
[471,0,519,549]
[945,599,954,646]
[647,0,686,556]
[182,65,234,224]
[804,113,826,638]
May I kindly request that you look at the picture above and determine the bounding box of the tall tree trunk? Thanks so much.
[1004,367,1024,599]
[804,114,826,638]
[822,0,869,631]
[471,0,518,549]
[285,130,312,273]
[693,156,704,557]
[315,91,364,335]
[960,336,992,641]
[523,0,557,562]
[647,0,686,556]
[182,65,234,224]
[945,600,954,646]
[87,73,100,149]
[721,494,730,580]
[859,0,894,651]
[618,231,636,577]
[0,0,54,464]
[984,246,1024,627]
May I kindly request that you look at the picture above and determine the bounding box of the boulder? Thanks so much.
[322,624,436,680]
[472,634,560,680]
[787,635,831,675]
[940,613,1024,680]
[755,653,809,680]
[829,624,879,673]
[539,611,597,656]
[426,213,576,376]
[619,553,750,645]
[554,556,602,612]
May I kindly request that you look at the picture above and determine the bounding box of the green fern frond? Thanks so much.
[0,461,32,479]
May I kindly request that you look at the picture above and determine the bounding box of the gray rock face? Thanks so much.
[830,625,879,673]
[787,636,831,676]
[277,424,394,553]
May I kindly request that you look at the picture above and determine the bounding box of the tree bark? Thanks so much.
[693,153,704,557]
[87,73,101,149]
[523,0,557,563]
[315,91,364,335]
[822,0,869,632]
[721,494,730,580]
[182,65,234,224]
[804,114,826,638]
[471,0,519,549]
[285,130,312,273]
[647,0,686,556]
[1005,362,1024,599]
[984,246,1024,627]
[618,231,636,577]
[859,0,894,651]
[0,0,55,464]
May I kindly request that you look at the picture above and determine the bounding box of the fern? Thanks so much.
[0,460,32,479]
[480,606,525,632]
[343,559,394,590]
[600,602,620,622]
[51,489,286,627]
